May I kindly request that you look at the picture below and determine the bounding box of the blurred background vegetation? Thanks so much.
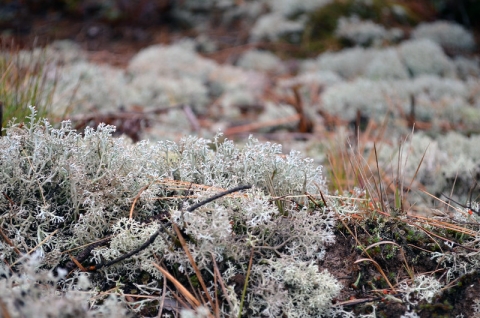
[0,0,478,129]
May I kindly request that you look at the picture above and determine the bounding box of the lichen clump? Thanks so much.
[0,107,340,317]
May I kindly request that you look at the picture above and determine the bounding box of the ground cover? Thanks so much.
[2,1,480,317]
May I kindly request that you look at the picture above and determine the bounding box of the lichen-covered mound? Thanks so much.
[0,108,343,317]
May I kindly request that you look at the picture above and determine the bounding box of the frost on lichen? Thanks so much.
[0,107,339,316]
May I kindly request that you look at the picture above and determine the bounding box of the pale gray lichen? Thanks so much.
[314,47,376,79]
[248,259,342,317]
[236,49,286,74]
[320,75,472,124]
[0,107,339,316]
[398,39,456,78]
[249,13,305,42]
[454,56,480,80]
[412,21,476,53]
[0,252,130,318]
[267,0,332,17]
[335,16,404,47]
[399,275,443,305]
[364,48,409,80]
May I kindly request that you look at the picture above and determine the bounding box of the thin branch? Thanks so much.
[90,230,160,271]
[187,185,251,212]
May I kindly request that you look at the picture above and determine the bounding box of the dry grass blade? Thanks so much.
[406,219,478,252]
[172,224,215,310]
[347,147,375,205]
[0,43,58,128]
[61,236,112,255]
[150,179,248,201]
[167,286,191,313]
[407,142,429,196]
[333,297,378,307]
[11,229,58,267]
[321,194,396,290]
[211,253,234,310]
[364,241,413,279]
[129,182,157,219]
[0,226,21,255]
[326,151,346,191]
[68,254,87,272]
[157,273,168,318]
[409,215,477,238]
[238,248,254,318]
[152,262,201,308]
[373,143,386,213]
[353,258,395,291]
[184,274,203,309]
[213,266,220,318]
[420,188,461,213]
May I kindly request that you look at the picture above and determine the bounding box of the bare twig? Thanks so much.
[91,229,161,271]
[291,86,314,133]
[187,185,252,212]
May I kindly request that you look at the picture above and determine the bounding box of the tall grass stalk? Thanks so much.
[0,41,58,129]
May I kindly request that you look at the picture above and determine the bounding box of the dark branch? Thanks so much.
[94,230,161,270]
[187,185,252,212]
[86,185,251,271]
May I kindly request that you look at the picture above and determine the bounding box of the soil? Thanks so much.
[323,219,480,317]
